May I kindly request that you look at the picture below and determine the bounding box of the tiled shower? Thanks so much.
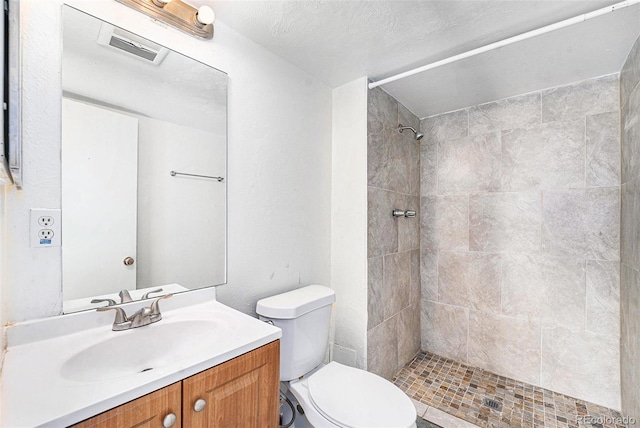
[367,89,421,380]
[367,33,640,425]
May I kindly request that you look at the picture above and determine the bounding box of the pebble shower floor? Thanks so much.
[393,352,630,428]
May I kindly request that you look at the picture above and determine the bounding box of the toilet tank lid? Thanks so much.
[256,285,336,319]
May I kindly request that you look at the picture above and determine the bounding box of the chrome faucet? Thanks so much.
[141,288,163,299]
[91,298,117,307]
[98,294,173,331]
[119,289,134,303]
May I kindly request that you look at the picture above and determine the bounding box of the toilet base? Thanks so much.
[280,388,313,428]
[284,365,341,428]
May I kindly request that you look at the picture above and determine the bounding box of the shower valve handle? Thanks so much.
[392,209,416,218]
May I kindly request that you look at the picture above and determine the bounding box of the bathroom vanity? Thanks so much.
[1,297,281,427]
[72,341,279,428]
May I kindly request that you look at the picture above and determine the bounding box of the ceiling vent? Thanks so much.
[97,23,169,65]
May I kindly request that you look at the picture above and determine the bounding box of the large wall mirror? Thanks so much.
[62,6,227,313]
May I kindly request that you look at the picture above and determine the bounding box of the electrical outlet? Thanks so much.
[38,229,54,240]
[30,209,61,247]
[38,216,54,227]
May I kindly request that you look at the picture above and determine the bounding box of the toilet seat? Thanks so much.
[289,362,416,428]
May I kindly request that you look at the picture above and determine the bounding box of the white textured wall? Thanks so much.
[330,78,368,369]
[3,0,332,322]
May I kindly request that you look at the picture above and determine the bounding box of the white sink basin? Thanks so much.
[2,298,281,428]
[61,319,226,382]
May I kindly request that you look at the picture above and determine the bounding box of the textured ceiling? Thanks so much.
[202,1,640,117]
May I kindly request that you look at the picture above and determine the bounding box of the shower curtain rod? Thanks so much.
[368,0,640,89]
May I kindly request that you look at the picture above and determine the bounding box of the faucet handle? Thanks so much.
[141,288,164,300]
[119,289,133,303]
[150,294,174,317]
[91,298,117,307]
[97,306,129,324]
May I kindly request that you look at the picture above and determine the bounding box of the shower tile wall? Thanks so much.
[419,75,621,410]
[620,33,640,421]
[367,87,421,379]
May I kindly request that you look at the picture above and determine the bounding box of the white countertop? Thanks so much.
[1,299,281,428]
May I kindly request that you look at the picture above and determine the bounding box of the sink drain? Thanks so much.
[140,367,154,373]
[482,397,502,412]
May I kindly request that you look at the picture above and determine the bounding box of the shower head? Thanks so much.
[398,124,424,141]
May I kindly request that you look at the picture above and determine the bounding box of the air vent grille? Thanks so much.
[108,36,158,62]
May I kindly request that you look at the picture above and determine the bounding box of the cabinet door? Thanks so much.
[72,382,181,428]
[182,340,280,428]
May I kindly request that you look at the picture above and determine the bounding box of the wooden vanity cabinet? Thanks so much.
[72,382,182,428]
[72,341,279,428]
[183,340,280,428]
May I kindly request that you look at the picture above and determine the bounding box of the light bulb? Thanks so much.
[196,6,215,26]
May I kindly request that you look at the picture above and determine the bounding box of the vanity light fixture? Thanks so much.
[115,0,215,40]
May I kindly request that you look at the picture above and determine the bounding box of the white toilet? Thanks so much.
[256,285,417,428]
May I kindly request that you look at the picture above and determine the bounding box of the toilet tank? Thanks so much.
[256,285,336,381]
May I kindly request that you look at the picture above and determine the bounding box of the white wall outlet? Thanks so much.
[30,209,61,248]
[38,229,54,240]
[38,216,54,227]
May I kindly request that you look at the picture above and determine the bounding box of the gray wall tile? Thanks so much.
[367,88,421,380]
[468,311,541,385]
[438,251,501,314]
[438,132,502,194]
[367,316,398,380]
[420,139,437,196]
[385,126,414,194]
[621,36,640,419]
[621,178,640,271]
[368,256,384,330]
[421,195,469,251]
[368,86,397,128]
[586,260,620,336]
[542,187,620,261]
[410,249,421,304]
[586,111,621,187]
[367,122,390,189]
[383,251,411,319]
[368,187,397,257]
[501,119,585,191]
[421,249,438,302]
[420,109,468,144]
[469,192,541,253]
[469,92,541,135]
[621,182,634,267]
[398,303,421,368]
[417,75,621,410]
[621,34,640,106]
[541,325,620,410]
[621,264,640,418]
[542,74,619,123]
[399,103,420,132]
[407,140,421,196]
[421,300,468,362]
[502,254,586,329]
[622,84,640,185]
[398,194,420,252]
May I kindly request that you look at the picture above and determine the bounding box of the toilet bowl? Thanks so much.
[286,362,417,428]
[256,285,416,428]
